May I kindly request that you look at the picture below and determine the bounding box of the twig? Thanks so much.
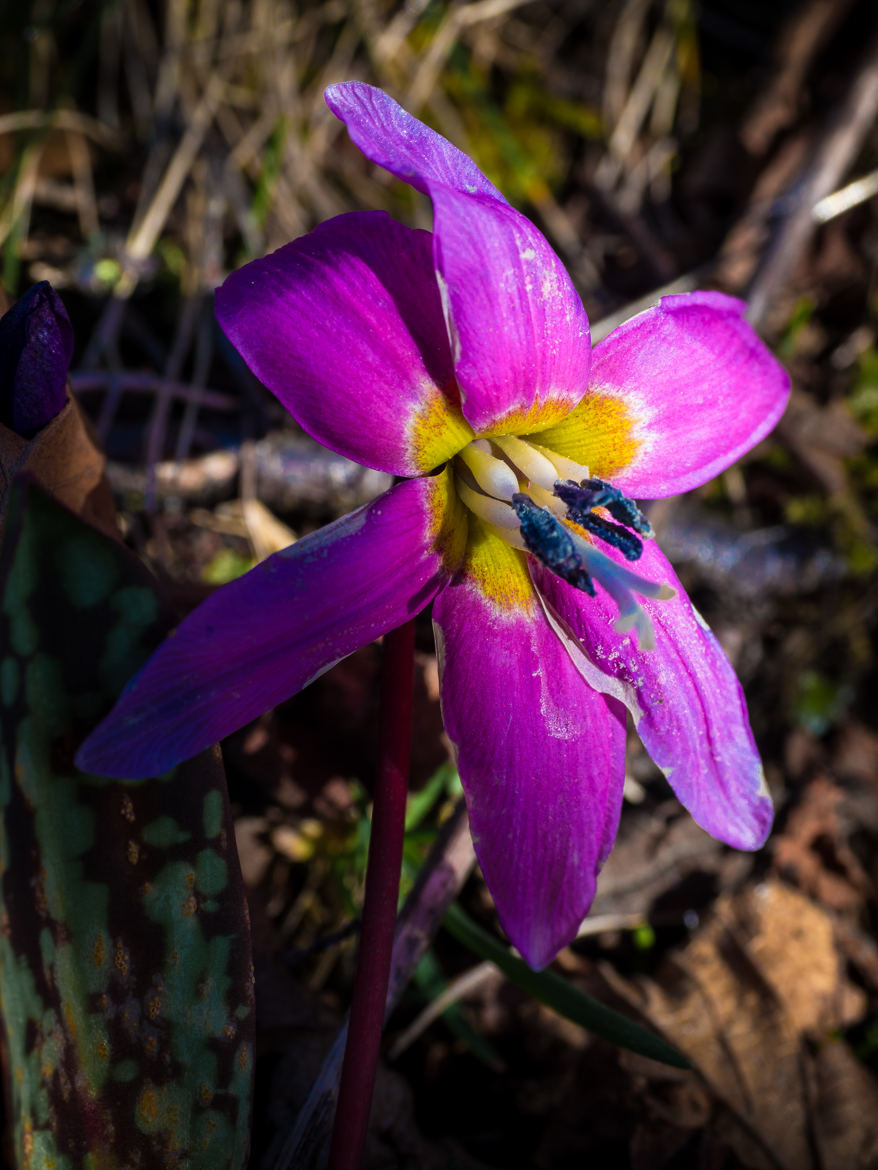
[812,168,878,223]
[0,109,121,147]
[174,306,216,462]
[404,0,539,110]
[602,0,651,137]
[739,0,855,157]
[71,373,238,411]
[64,130,100,239]
[121,71,226,291]
[595,21,676,191]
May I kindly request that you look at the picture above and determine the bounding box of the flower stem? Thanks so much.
[327,620,415,1170]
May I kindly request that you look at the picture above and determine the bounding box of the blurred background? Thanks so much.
[3,0,878,1166]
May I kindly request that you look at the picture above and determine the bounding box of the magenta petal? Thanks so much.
[325,82,506,203]
[216,211,464,477]
[77,476,455,779]
[430,185,591,433]
[326,82,591,434]
[535,539,772,850]
[433,576,626,969]
[592,291,790,498]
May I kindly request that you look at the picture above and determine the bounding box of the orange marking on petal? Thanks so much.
[462,518,535,612]
[409,384,474,471]
[526,391,638,480]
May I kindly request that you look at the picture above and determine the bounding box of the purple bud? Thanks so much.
[0,281,74,438]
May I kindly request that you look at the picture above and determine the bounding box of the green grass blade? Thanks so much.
[443,903,689,1070]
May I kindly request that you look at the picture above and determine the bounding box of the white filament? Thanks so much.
[458,441,520,500]
[456,477,519,529]
[492,435,559,491]
[527,441,590,483]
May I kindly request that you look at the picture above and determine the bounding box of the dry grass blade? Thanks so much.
[387,961,498,1061]
[121,71,227,290]
[0,109,121,147]
[596,20,676,190]
[746,25,878,326]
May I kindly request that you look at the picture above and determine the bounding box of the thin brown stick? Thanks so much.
[71,373,238,411]
[0,109,120,147]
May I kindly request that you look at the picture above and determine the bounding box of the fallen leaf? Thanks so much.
[599,880,874,1170]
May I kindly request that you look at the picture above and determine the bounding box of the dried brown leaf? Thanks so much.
[773,775,873,912]
[0,393,116,542]
[600,881,874,1170]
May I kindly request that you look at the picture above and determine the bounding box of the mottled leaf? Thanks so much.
[0,480,253,1169]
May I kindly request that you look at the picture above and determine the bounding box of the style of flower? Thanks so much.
[77,83,790,969]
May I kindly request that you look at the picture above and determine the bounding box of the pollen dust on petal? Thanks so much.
[479,396,572,440]
[463,517,535,612]
[527,391,638,479]
[425,467,468,572]
[409,385,473,472]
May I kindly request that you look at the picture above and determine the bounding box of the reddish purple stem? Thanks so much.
[327,620,415,1170]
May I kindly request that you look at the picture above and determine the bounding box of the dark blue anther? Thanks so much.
[512,493,595,596]
[566,509,643,561]
[554,478,653,538]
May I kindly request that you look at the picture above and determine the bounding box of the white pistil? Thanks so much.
[458,442,520,500]
[568,529,676,651]
[492,435,559,491]
[574,547,676,602]
[456,477,519,529]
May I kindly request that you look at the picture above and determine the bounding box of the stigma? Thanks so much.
[453,436,675,649]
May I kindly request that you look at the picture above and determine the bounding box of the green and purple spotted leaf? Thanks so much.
[0,480,253,1169]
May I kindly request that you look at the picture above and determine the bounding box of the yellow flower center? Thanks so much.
[453,436,589,550]
[450,435,674,649]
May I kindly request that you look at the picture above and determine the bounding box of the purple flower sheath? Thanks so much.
[78,83,790,968]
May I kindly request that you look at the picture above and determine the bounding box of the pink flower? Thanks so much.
[78,84,789,968]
